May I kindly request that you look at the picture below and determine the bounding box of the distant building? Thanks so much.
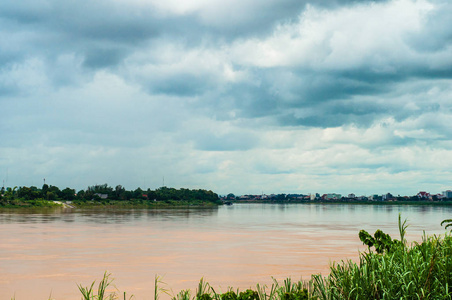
[433,193,445,200]
[442,190,452,198]
[326,193,341,200]
[382,193,394,201]
[370,194,382,201]
[417,191,430,199]
[348,193,356,199]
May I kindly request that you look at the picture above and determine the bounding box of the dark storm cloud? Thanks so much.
[205,9,451,129]
[82,48,127,69]
[283,99,392,128]
[222,83,281,118]
[2,0,450,129]
[0,1,160,76]
[207,69,391,127]
[0,0,391,71]
[190,0,387,39]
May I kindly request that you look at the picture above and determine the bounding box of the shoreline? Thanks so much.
[231,200,452,206]
[2,199,452,209]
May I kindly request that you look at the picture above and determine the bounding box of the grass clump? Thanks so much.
[311,217,452,299]
[78,272,128,300]
[174,277,311,300]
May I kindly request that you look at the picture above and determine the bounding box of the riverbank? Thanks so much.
[0,198,62,208]
[0,185,221,208]
[72,199,221,208]
[0,200,220,210]
[232,199,452,206]
[3,199,452,209]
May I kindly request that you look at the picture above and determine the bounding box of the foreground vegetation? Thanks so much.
[311,217,452,299]
[72,217,452,300]
[0,184,221,208]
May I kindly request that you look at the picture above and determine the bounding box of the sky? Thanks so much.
[1,0,451,196]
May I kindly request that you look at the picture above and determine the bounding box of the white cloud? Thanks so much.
[230,0,434,69]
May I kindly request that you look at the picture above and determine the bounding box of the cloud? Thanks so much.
[192,130,260,151]
[1,0,452,195]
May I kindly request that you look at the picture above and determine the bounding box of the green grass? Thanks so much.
[166,277,311,300]
[310,217,452,299]
[75,275,311,300]
[0,198,62,208]
[312,233,452,299]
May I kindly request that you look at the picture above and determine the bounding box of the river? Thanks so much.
[0,203,451,299]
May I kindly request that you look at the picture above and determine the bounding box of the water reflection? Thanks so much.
[0,206,220,224]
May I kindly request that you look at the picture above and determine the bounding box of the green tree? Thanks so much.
[133,187,144,199]
[114,185,125,200]
[17,186,33,199]
[227,193,235,199]
[61,187,75,201]
[46,191,56,200]
[41,184,49,197]
[76,190,86,200]
[5,187,17,200]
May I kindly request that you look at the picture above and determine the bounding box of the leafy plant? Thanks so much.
[221,291,238,300]
[441,219,452,230]
[359,214,408,254]
[359,229,394,254]
[238,289,259,300]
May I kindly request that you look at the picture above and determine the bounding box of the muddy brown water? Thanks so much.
[1,203,450,299]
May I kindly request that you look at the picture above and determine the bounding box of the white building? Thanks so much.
[442,190,452,198]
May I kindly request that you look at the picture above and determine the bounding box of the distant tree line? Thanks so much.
[0,184,221,207]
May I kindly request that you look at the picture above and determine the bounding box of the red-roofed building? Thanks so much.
[417,191,430,199]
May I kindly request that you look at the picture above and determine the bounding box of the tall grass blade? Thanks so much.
[155,275,170,300]
[398,213,409,246]
[78,280,95,300]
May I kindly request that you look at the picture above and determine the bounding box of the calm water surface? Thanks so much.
[1,203,451,299]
